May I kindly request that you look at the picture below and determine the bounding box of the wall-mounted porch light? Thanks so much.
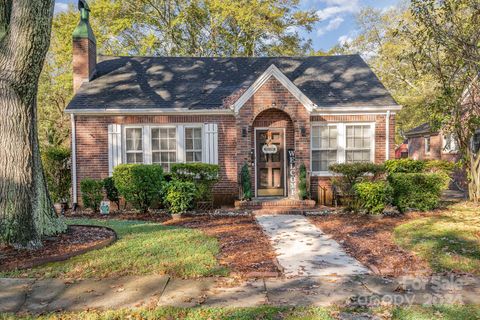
[300,126,306,137]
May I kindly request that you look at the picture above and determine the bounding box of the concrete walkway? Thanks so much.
[255,215,369,277]
[1,274,480,313]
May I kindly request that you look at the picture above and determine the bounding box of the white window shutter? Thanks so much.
[203,123,218,164]
[108,124,122,176]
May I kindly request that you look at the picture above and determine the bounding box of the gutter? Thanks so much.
[71,114,78,205]
[386,110,391,160]
[65,108,235,116]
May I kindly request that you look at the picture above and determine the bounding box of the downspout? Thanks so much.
[71,113,78,206]
[386,110,391,160]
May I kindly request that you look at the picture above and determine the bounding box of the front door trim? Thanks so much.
[254,127,287,198]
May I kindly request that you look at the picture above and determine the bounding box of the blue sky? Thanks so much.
[55,0,399,51]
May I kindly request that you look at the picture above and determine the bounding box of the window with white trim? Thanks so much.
[311,122,375,174]
[311,126,337,172]
[346,125,372,163]
[424,136,431,154]
[442,134,459,153]
[151,127,177,171]
[125,128,143,164]
[185,127,202,162]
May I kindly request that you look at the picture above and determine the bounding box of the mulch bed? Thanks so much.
[0,225,116,272]
[164,215,281,278]
[66,210,171,223]
[309,212,434,277]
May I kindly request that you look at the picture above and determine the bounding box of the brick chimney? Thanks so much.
[72,0,96,93]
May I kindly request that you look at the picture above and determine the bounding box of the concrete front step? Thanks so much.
[235,198,316,210]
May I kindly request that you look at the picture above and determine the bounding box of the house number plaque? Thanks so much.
[262,144,278,154]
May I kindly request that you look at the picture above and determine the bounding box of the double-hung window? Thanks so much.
[311,123,374,174]
[424,136,431,155]
[185,127,202,162]
[125,127,143,164]
[346,125,372,163]
[311,125,338,172]
[151,127,177,171]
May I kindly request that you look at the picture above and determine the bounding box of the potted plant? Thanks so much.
[164,180,197,220]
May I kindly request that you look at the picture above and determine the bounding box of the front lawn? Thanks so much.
[2,305,480,320]
[394,202,480,275]
[0,219,227,279]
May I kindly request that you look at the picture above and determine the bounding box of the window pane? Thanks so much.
[185,139,193,149]
[127,152,143,164]
[312,150,337,171]
[126,128,142,151]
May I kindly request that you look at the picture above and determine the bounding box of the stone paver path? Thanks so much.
[255,215,369,277]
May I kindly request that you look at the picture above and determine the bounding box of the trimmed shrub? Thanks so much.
[240,163,252,200]
[103,177,121,210]
[170,163,219,201]
[354,181,393,215]
[42,146,71,203]
[80,178,104,212]
[384,159,425,174]
[329,162,385,194]
[113,164,164,213]
[330,162,385,211]
[298,164,308,200]
[164,180,197,214]
[388,173,448,212]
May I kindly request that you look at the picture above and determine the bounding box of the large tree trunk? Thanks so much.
[467,150,480,203]
[0,0,66,248]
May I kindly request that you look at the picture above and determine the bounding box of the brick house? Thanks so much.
[404,123,461,162]
[66,4,401,207]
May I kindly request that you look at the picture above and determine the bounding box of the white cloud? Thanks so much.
[317,16,345,36]
[338,34,353,46]
[54,2,69,14]
[316,0,360,20]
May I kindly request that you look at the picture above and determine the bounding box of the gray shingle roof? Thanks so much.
[404,123,435,137]
[66,54,398,111]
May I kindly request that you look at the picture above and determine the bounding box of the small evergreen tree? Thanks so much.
[240,163,252,200]
[298,164,308,200]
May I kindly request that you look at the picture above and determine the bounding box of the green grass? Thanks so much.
[0,218,228,279]
[394,203,480,275]
[1,305,480,320]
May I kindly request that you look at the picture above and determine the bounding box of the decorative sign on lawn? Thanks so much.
[288,149,296,198]
[100,201,110,215]
[262,144,278,154]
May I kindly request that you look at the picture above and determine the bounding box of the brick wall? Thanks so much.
[408,133,460,162]
[74,114,238,206]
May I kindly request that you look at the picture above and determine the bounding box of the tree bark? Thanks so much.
[467,150,480,203]
[0,0,66,248]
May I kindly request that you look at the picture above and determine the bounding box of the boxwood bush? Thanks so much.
[113,164,164,213]
[170,163,219,201]
[384,159,425,174]
[354,181,393,215]
[80,178,104,212]
[164,180,197,214]
[388,172,447,212]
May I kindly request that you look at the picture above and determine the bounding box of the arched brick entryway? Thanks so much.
[252,108,294,197]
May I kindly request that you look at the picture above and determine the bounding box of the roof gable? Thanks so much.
[233,64,316,114]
